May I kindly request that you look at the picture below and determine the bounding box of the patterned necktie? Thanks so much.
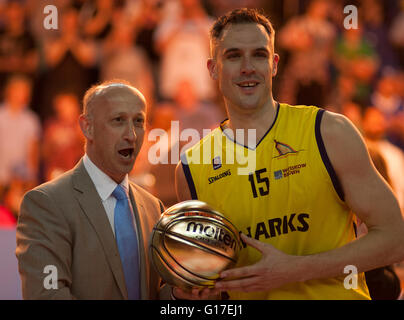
[112,184,140,300]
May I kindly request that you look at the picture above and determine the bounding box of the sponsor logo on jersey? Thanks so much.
[274,163,307,179]
[274,170,283,180]
[241,213,310,247]
[208,169,231,184]
[212,156,222,170]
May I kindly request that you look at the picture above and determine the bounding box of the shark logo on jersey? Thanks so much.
[273,140,303,159]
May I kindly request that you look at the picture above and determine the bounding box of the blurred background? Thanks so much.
[0,0,403,299]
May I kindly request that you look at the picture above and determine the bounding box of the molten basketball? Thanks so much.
[150,200,242,291]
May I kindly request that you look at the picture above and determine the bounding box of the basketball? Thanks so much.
[150,200,242,291]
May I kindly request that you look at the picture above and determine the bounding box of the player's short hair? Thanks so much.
[82,79,135,119]
[210,8,275,57]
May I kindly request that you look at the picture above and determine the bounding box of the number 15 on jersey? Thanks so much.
[248,168,270,198]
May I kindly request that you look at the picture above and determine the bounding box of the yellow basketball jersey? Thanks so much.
[181,103,370,300]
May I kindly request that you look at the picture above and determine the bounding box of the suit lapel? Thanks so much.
[129,184,149,300]
[71,160,127,299]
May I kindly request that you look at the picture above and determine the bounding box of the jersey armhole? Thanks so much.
[180,153,198,200]
[315,109,345,202]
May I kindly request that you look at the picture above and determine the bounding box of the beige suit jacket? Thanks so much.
[16,159,167,300]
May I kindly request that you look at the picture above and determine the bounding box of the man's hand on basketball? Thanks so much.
[215,234,303,293]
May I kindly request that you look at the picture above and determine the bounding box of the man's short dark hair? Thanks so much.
[210,8,275,56]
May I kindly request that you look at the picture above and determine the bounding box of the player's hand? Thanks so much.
[172,287,221,300]
[214,234,302,293]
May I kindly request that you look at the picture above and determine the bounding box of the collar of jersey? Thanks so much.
[219,102,280,150]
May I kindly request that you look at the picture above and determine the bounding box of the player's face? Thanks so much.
[208,23,279,112]
[82,88,146,183]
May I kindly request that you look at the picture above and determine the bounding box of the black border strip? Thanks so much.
[315,109,345,202]
[180,153,198,200]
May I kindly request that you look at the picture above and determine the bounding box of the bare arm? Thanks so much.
[296,113,404,278]
[297,112,404,278]
[215,111,404,293]
[175,161,192,201]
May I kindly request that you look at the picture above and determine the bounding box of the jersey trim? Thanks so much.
[315,109,345,202]
[180,153,197,200]
[219,102,280,150]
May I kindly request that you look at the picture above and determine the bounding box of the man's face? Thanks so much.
[81,87,146,183]
[6,80,31,110]
[208,23,279,113]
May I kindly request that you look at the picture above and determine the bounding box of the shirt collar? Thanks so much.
[83,154,129,201]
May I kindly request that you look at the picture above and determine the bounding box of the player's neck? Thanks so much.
[224,99,278,145]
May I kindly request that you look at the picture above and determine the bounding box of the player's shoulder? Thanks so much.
[281,103,318,110]
[319,110,369,172]
[279,102,322,118]
[279,105,361,155]
[277,103,324,131]
[280,103,354,137]
[319,110,357,141]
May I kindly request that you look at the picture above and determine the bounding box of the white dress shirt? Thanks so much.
[83,154,138,238]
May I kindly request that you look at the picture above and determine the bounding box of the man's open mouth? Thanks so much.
[118,148,134,159]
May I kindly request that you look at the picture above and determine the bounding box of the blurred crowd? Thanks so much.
[0,0,404,224]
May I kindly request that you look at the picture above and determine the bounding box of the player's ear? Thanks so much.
[272,53,280,77]
[207,58,218,80]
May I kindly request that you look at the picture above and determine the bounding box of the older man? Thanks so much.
[16,80,167,299]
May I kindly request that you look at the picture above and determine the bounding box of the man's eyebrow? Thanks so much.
[223,47,270,55]
[110,110,145,116]
[223,48,240,55]
[255,47,270,53]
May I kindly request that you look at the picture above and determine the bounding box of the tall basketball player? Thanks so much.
[174,8,404,300]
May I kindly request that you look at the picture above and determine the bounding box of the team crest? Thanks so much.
[212,156,222,170]
[273,140,300,158]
